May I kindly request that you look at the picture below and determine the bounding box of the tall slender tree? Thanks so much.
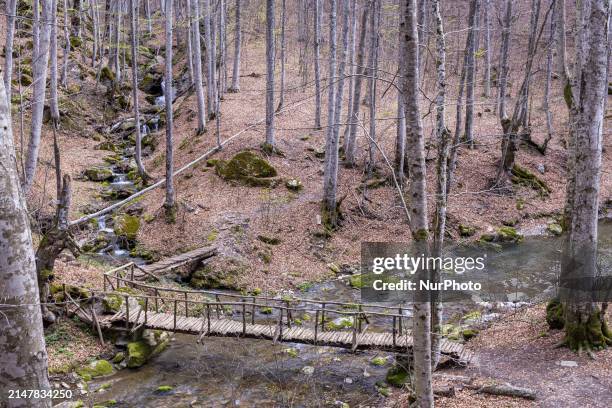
[344,0,370,166]
[131,0,148,179]
[0,70,52,408]
[204,0,216,118]
[24,0,53,192]
[191,0,207,132]
[400,0,433,405]
[482,0,491,98]
[313,0,322,129]
[277,0,287,111]
[4,0,17,102]
[264,0,276,149]
[164,0,176,222]
[464,0,480,148]
[50,0,60,127]
[229,0,242,92]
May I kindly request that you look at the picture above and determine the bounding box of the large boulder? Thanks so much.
[189,257,247,290]
[215,151,278,187]
[85,166,113,182]
[113,214,141,241]
[76,359,114,381]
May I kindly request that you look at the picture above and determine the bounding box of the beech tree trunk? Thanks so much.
[4,0,17,102]
[366,0,381,175]
[561,0,610,352]
[0,72,52,408]
[464,0,480,148]
[482,0,491,98]
[131,0,148,179]
[204,0,216,118]
[164,0,176,222]
[322,0,338,228]
[497,0,512,120]
[50,0,60,127]
[343,0,357,147]
[191,0,207,132]
[313,0,322,129]
[229,0,241,92]
[24,0,53,192]
[400,1,433,404]
[61,0,70,88]
[265,0,275,148]
[277,0,287,111]
[344,0,369,167]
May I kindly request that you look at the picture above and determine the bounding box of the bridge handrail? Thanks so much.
[104,263,408,313]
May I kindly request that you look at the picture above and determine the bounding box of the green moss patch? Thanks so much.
[113,214,141,241]
[215,151,278,187]
[77,360,114,381]
[85,166,113,182]
[511,165,551,196]
[126,341,152,368]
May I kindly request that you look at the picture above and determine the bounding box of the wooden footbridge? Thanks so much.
[78,262,474,364]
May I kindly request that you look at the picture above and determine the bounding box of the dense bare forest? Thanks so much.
[0,0,610,407]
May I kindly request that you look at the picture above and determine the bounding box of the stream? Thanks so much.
[80,223,612,407]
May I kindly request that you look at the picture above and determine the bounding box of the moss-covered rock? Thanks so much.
[113,214,140,241]
[102,293,124,313]
[546,298,564,330]
[461,328,479,340]
[386,364,410,388]
[189,259,247,290]
[69,36,83,48]
[215,151,278,187]
[458,224,476,237]
[285,178,303,191]
[50,284,90,302]
[100,66,115,83]
[85,166,113,182]
[20,73,33,86]
[479,226,523,244]
[155,385,173,393]
[371,356,387,366]
[139,72,163,95]
[257,235,281,245]
[547,223,563,236]
[126,341,152,368]
[441,323,461,341]
[511,164,551,196]
[76,360,114,381]
[111,352,125,364]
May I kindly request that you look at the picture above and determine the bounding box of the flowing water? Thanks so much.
[82,222,612,407]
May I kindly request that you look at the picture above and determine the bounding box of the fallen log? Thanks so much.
[477,383,537,400]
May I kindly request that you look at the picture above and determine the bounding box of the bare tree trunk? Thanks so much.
[464,0,480,148]
[400,1,433,405]
[112,0,121,82]
[91,0,100,66]
[4,0,17,102]
[431,0,450,370]
[229,0,241,92]
[554,0,569,79]
[541,3,555,154]
[164,0,176,222]
[0,73,52,408]
[264,0,276,149]
[131,0,148,179]
[343,0,357,148]
[344,0,370,166]
[192,0,207,132]
[186,0,195,86]
[482,0,491,98]
[276,0,287,111]
[560,0,610,352]
[497,0,512,120]
[313,0,322,129]
[50,0,60,127]
[395,90,407,181]
[218,0,227,95]
[24,0,53,192]
[61,0,70,88]
[366,0,381,175]
[322,0,339,228]
[33,0,40,56]
[204,0,216,118]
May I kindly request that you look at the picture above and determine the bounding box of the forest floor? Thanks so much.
[388,304,612,408]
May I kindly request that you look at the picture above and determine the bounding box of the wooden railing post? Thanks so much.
[358,305,363,333]
[173,299,178,330]
[154,289,159,312]
[251,297,255,325]
[314,310,319,345]
[215,295,220,319]
[352,312,357,351]
[285,301,291,328]
[242,299,246,335]
[392,315,397,347]
[144,297,148,324]
[125,295,130,329]
[321,303,326,331]
[184,292,188,317]
[398,307,403,336]
[206,303,211,333]
[279,308,284,340]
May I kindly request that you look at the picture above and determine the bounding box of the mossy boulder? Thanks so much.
[547,223,563,236]
[189,259,246,290]
[76,360,114,381]
[113,214,140,241]
[111,352,125,364]
[461,328,479,340]
[511,164,551,196]
[371,356,387,366]
[85,166,113,181]
[480,226,523,244]
[50,284,90,302]
[139,72,163,95]
[386,364,410,388]
[441,323,461,341]
[126,341,152,368]
[100,66,115,84]
[546,298,564,329]
[102,293,124,313]
[285,178,303,191]
[69,36,83,48]
[257,235,281,245]
[215,151,278,187]
[155,385,173,393]
[20,73,33,86]
[458,224,476,237]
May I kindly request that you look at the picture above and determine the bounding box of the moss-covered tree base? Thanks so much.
[562,309,612,353]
